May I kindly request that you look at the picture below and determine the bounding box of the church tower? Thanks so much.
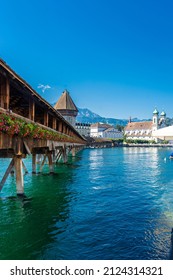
[159,110,166,127]
[152,108,159,131]
[54,90,78,127]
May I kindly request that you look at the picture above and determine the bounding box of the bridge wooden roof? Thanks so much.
[0,58,84,141]
[0,58,62,118]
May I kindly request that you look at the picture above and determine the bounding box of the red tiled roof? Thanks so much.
[125,121,153,131]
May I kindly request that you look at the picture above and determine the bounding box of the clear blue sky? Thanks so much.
[1,0,173,119]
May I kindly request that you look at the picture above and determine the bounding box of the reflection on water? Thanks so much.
[0,148,173,260]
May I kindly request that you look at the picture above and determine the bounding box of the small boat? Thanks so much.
[169,153,173,159]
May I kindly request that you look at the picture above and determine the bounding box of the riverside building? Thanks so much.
[75,122,91,137]
[90,123,123,139]
[124,109,167,142]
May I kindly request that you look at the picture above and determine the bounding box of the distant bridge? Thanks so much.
[0,59,86,195]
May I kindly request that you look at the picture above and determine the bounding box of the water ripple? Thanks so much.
[0,148,173,259]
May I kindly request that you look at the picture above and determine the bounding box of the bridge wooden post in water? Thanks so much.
[32,154,37,174]
[14,155,24,195]
[71,146,76,157]
[62,144,68,163]
[47,151,54,174]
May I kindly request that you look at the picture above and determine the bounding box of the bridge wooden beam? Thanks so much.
[58,121,63,133]
[52,118,56,130]
[0,76,10,110]
[22,161,28,174]
[54,148,63,163]
[66,127,69,135]
[29,98,35,121]
[44,111,49,127]
[63,125,67,134]
[39,153,47,173]
[0,158,14,191]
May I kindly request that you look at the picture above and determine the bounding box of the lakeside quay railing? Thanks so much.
[122,143,173,148]
[86,142,173,149]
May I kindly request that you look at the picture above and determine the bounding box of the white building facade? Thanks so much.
[103,127,123,139]
[90,123,123,139]
[75,122,91,137]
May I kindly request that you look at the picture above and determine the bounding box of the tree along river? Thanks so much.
[0,147,173,260]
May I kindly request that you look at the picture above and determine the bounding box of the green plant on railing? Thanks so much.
[0,112,83,143]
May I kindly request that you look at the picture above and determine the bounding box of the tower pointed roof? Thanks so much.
[153,108,159,114]
[160,110,166,116]
[54,90,78,112]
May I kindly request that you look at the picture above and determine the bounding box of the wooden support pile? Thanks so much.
[0,137,83,196]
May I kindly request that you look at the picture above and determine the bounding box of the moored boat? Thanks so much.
[169,152,173,159]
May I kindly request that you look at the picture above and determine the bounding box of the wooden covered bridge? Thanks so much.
[0,58,86,195]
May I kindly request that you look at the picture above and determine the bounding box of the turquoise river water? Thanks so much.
[0,147,173,260]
